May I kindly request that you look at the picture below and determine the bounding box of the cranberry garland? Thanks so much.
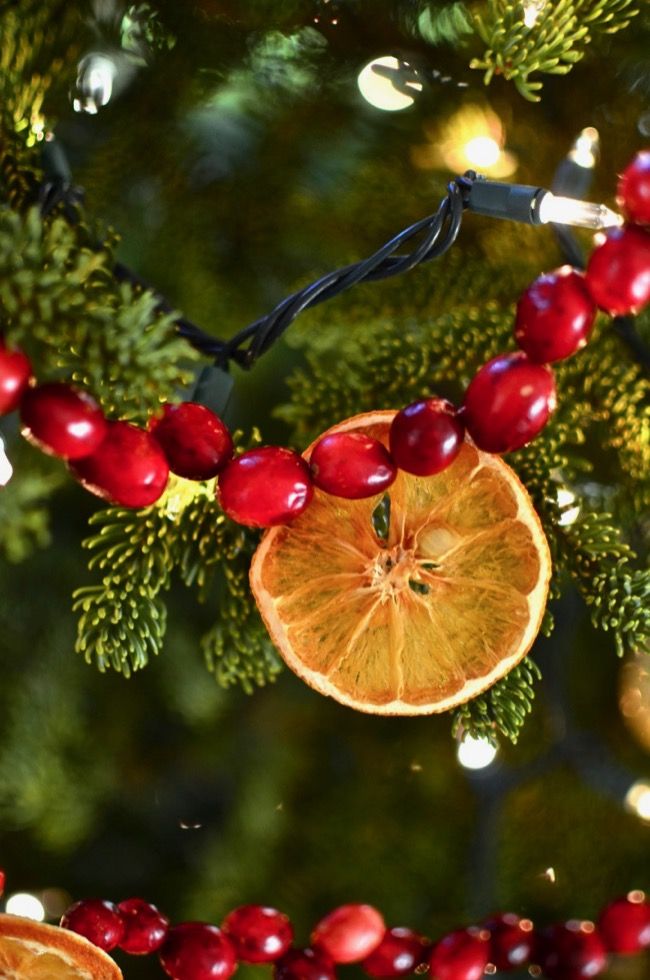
[47,889,650,980]
[1,152,650,524]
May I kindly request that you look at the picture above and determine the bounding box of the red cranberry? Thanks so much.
[275,948,336,980]
[598,892,650,954]
[159,922,237,980]
[462,351,556,454]
[483,913,534,971]
[309,432,396,499]
[585,225,650,315]
[217,447,313,527]
[0,869,5,898]
[428,928,489,980]
[389,398,464,476]
[514,267,597,363]
[223,904,294,963]
[150,403,233,481]
[0,343,32,416]
[617,150,650,226]
[118,897,170,955]
[70,420,169,508]
[20,383,107,460]
[534,922,608,980]
[361,927,427,977]
[312,904,385,964]
[60,898,125,952]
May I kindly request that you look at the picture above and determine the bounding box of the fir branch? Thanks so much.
[0,207,198,422]
[469,0,640,101]
[452,658,543,745]
[73,504,178,675]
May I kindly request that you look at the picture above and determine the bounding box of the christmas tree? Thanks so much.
[0,2,649,978]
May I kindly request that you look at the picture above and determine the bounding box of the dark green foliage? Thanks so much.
[470,0,640,100]
[452,658,543,745]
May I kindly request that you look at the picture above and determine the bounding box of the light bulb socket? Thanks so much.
[467,177,546,225]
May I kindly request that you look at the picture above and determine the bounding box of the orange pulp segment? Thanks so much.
[250,411,551,715]
[0,914,123,980]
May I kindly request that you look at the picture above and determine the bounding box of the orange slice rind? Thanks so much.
[0,914,123,980]
[251,411,551,715]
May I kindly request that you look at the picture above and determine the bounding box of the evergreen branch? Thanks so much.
[452,658,542,745]
[73,504,178,675]
[469,0,640,101]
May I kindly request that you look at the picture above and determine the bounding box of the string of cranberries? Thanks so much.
[1,150,649,526]
[46,888,650,980]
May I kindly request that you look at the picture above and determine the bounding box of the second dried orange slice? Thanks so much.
[250,411,551,715]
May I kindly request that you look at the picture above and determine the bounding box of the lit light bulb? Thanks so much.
[568,127,600,170]
[457,735,498,770]
[463,135,501,168]
[357,56,423,112]
[537,192,623,230]
[73,53,117,114]
[5,893,46,921]
[625,780,650,822]
[556,487,580,526]
[0,435,12,486]
[523,0,547,28]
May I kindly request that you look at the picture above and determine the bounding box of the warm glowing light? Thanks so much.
[537,192,623,230]
[523,0,547,28]
[0,435,12,487]
[457,735,498,770]
[357,56,423,112]
[5,893,46,921]
[557,487,580,526]
[416,105,517,179]
[568,127,600,170]
[625,781,650,821]
[73,54,117,114]
[619,658,650,753]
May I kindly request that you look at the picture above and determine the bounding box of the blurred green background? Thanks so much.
[1,2,650,977]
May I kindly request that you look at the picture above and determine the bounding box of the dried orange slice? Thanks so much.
[251,411,551,715]
[0,914,122,980]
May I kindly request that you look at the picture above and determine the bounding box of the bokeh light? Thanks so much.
[457,735,498,770]
[5,893,46,921]
[357,56,423,111]
[413,105,517,178]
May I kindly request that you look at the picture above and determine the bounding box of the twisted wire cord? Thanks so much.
[177,172,475,369]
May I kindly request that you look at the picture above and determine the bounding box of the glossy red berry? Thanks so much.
[60,899,126,952]
[275,948,337,980]
[598,892,650,954]
[0,343,32,416]
[20,383,107,460]
[514,267,597,363]
[309,432,396,499]
[462,351,556,454]
[118,897,170,955]
[534,922,608,980]
[361,927,427,977]
[70,420,169,508]
[159,922,237,980]
[312,904,385,964]
[217,446,313,527]
[484,913,534,971]
[0,869,5,898]
[428,928,489,980]
[223,904,294,963]
[389,398,464,476]
[617,150,650,226]
[585,225,650,315]
[150,403,233,481]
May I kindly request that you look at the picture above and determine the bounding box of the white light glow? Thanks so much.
[523,0,547,27]
[357,56,422,112]
[625,781,650,822]
[568,127,599,170]
[0,435,12,487]
[557,487,580,526]
[457,735,498,770]
[463,135,501,168]
[537,192,623,230]
[5,893,46,921]
[73,54,117,114]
